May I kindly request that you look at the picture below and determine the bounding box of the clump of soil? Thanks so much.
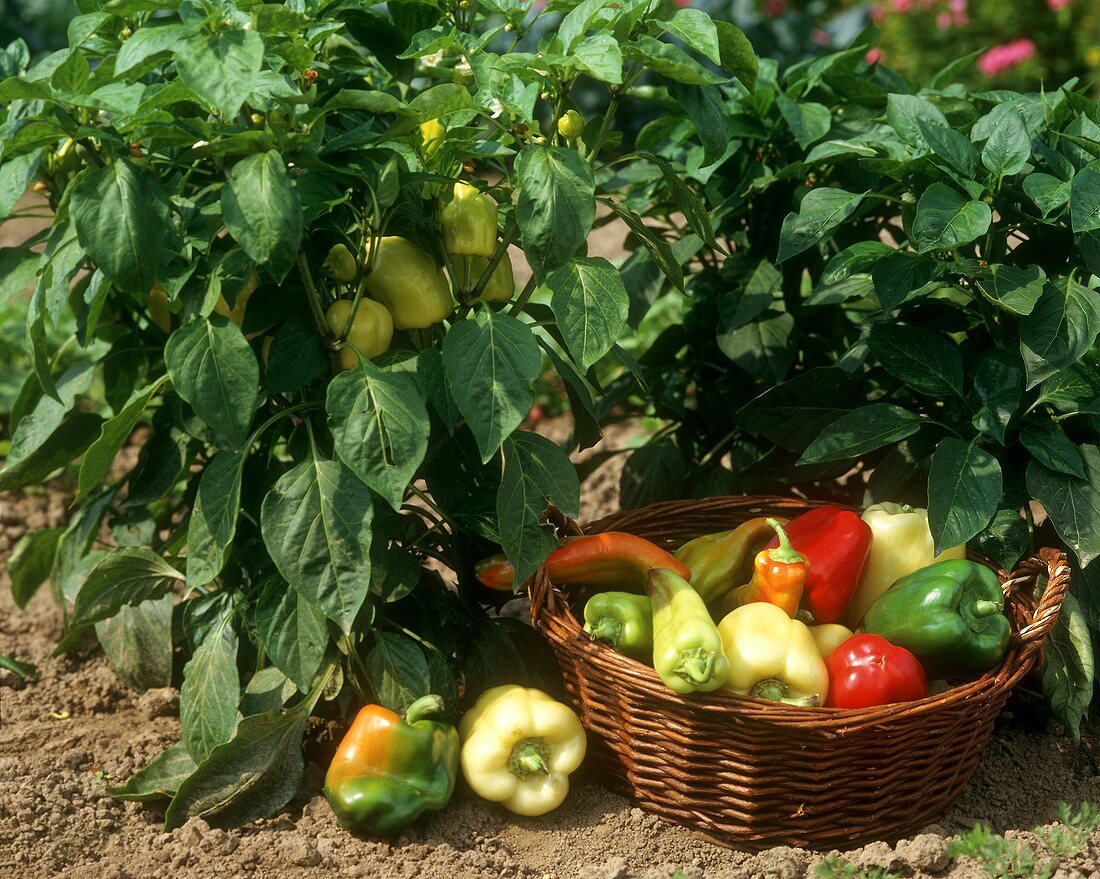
[3,457,1100,879]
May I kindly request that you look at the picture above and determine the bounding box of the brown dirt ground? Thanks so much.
[4,442,1100,879]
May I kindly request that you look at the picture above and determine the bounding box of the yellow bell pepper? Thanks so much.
[325,299,393,370]
[810,623,854,660]
[717,602,829,706]
[844,503,968,627]
[450,254,515,302]
[459,685,586,817]
[420,118,445,158]
[363,236,454,330]
[441,181,498,258]
[213,271,263,339]
[147,283,172,335]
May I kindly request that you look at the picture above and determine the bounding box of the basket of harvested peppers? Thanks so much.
[522,496,1070,851]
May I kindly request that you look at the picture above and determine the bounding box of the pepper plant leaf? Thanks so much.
[220,150,302,282]
[185,450,246,591]
[180,596,240,764]
[515,145,595,279]
[254,576,329,693]
[546,257,629,371]
[799,404,922,465]
[927,437,1003,555]
[1026,446,1100,568]
[1042,594,1095,742]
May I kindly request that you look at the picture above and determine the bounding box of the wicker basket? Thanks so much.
[529,496,1070,851]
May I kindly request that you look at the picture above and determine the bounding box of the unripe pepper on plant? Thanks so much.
[441,181,498,258]
[845,503,967,627]
[674,517,780,606]
[324,695,459,835]
[717,602,829,706]
[363,236,453,329]
[420,118,445,157]
[862,559,1011,678]
[147,283,172,335]
[647,568,730,694]
[711,519,808,619]
[459,685,586,816]
[583,592,652,661]
[557,109,585,140]
[825,634,927,709]
[326,299,393,370]
[323,243,358,283]
[474,533,690,592]
[762,506,872,623]
[214,271,263,338]
[451,254,514,302]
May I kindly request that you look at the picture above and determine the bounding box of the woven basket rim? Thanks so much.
[529,494,1070,727]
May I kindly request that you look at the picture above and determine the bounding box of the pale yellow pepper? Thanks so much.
[809,623,854,660]
[844,503,967,627]
[214,271,263,339]
[718,602,829,706]
[459,685,586,817]
[325,299,393,370]
[420,118,445,158]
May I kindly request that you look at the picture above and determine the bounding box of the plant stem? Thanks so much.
[297,252,342,373]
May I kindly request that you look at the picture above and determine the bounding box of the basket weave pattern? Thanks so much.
[529,497,1070,851]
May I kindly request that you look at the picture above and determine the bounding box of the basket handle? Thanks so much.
[1002,546,1071,661]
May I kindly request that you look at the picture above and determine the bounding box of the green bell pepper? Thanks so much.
[324,694,459,835]
[582,592,653,661]
[862,559,1011,678]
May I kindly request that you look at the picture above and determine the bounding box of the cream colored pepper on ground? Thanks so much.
[459,685,586,817]
[844,503,967,627]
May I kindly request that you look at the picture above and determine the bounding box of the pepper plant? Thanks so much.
[0,0,756,827]
[623,50,1099,736]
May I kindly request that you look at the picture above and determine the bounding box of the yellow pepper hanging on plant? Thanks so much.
[363,236,453,329]
[325,299,393,370]
[441,181,498,258]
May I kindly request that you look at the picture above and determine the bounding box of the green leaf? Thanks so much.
[1021,421,1086,479]
[515,146,595,278]
[912,183,991,253]
[408,82,475,120]
[623,35,725,86]
[776,188,867,263]
[1041,594,1095,742]
[254,577,328,693]
[1070,160,1100,233]
[620,437,687,510]
[109,742,197,803]
[1019,279,1100,389]
[164,689,318,829]
[872,252,945,314]
[714,20,757,90]
[185,450,245,591]
[868,322,964,398]
[0,412,103,492]
[260,450,373,635]
[441,308,540,464]
[927,437,1002,554]
[572,33,622,84]
[77,377,168,502]
[1024,173,1071,217]
[717,310,795,383]
[917,120,978,178]
[175,28,264,118]
[264,311,328,394]
[603,200,684,291]
[364,632,430,713]
[6,364,94,469]
[69,160,169,294]
[776,96,831,150]
[59,548,184,651]
[180,601,240,764]
[326,360,429,510]
[116,23,188,74]
[974,509,1030,572]
[95,593,173,692]
[545,257,628,370]
[973,264,1046,316]
[9,528,63,609]
[1026,446,1100,568]
[799,404,922,465]
[719,259,779,330]
[666,82,729,168]
[220,151,302,282]
[738,367,862,453]
[970,350,1023,445]
[496,430,581,585]
[416,347,461,432]
[980,109,1030,179]
[657,8,720,66]
[886,94,948,146]
[0,152,41,220]
[165,318,259,450]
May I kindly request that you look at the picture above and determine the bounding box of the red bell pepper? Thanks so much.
[825,634,927,709]
[764,506,872,623]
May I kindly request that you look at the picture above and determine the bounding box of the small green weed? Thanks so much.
[949,823,1050,879]
[812,854,901,879]
[1035,802,1100,858]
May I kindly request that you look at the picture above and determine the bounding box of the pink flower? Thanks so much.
[811,28,829,46]
[865,48,884,64]
[870,5,886,24]
[674,0,691,6]
[1048,0,1070,10]
[936,11,952,29]
[954,11,968,25]
[761,0,788,16]
[977,39,1036,77]
[892,0,910,11]
[949,0,967,12]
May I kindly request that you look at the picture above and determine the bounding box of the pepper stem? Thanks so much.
[508,738,551,778]
[765,518,804,565]
[751,678,790,701]
[973,599,1002,618]
[673,648,716,685]
[404,694,445,725]
[586,616,623,647]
